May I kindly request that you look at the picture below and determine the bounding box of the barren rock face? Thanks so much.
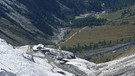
[0,0,63,45]
[0,38,135,76]
[0,69,17,76]
[96,55,135,76]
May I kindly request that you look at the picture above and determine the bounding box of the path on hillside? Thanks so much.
[58,26,87,49]
[62,26,87,44]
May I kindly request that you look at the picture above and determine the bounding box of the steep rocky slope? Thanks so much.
[0,0,57,45]
[0,0,108,45]
[0,0,135,46]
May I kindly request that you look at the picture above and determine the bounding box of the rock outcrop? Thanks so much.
[0,38,135,76]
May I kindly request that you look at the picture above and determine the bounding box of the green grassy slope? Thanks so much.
[61,25,135,48]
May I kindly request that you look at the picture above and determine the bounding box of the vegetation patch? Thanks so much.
[70,17,107,28]
[61,25,135,53]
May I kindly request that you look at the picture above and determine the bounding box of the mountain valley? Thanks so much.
[1,0,135,76]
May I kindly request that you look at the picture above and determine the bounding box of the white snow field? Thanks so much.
[0,38,135,76]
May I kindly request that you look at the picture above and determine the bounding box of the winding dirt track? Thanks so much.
[61,26,87,44]
[58,26,87,49]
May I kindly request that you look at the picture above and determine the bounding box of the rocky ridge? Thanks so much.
[0,38,135,76]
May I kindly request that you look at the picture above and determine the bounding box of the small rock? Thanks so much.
[22,53,34,62]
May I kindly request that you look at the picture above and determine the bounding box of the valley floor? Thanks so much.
[60,25,135,63]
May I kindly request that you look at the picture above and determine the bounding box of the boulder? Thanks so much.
[32,44,44,51]
[56,51,75,60]
[22,53,34,62]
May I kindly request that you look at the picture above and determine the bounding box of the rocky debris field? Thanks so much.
[0,38,135,76]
